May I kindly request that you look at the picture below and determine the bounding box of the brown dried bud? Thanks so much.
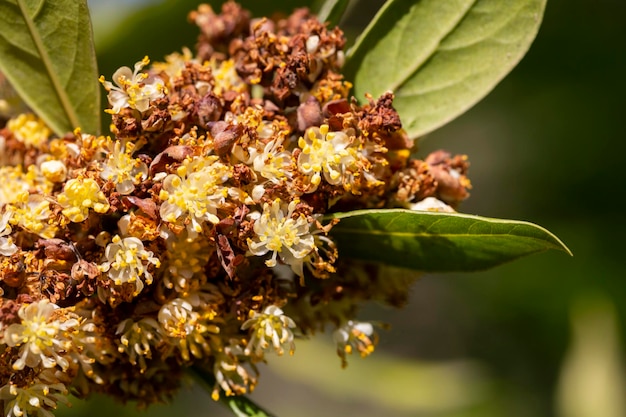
[322,98,351,117]
[297,96,323,131]
[0,300,21,325]
[124,213,161,241]
[323,99,351,131]
[210,122,241,158]
[149,146,194,175]
[71,260,100,283]
[250,17,274,35]
[38,239,77,262]
[124,196,159,220]
[425,150,471,205]
[141,106,170,132]
[195,93,223,128]
[1,256,27,288]
[395,159,436,202]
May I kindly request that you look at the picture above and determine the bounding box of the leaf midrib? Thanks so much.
[17,0,79,131]
[331,227,557,241]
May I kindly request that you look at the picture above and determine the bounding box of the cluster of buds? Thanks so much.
[0,2,471,416]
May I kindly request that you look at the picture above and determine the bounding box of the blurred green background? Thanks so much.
[60,0,625,416]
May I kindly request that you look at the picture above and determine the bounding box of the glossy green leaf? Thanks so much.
[328,209,571,272]
[0,0,100,135]
[343,0,546,139]
[316,0,350,27]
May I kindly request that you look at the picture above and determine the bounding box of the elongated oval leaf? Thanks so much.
[0,0,100,135]
[343,0,546,139]
[316,0,350,27]
[328,209,571,272]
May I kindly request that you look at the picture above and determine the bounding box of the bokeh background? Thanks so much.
[56,0,626,416]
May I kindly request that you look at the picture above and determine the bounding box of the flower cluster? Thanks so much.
[0,2,471,415]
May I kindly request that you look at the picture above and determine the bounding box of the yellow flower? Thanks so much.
[39,160,67,183]
[159,156,232,237]
[152,47,195,78]
[211,59,246,95]
[297,124,359,192]
[11,195,58,239]
[57,178,110,222]
[6,113,50,148]
[0,166,45,207]
[159,228,213,293]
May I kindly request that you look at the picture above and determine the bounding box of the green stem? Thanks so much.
[188,366,277,417]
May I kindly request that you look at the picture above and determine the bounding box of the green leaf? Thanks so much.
[0,0,100,135]
[316,0,350,26]
[342,0,546,139]
[189,366,276,417]
[328,209,571,272]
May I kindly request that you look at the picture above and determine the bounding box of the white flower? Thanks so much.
[159,227,213,293]
[247,199,315,277]
[241,305,296,356]
[39,160,67,183]
[0,370,69,417]
[99,235,160,296]
[251,138,293,184]
[11,194,58,238]
[0,210,18,256]
[157,298,215,362]
[116,318,161,371]
[100,140,148,195]
[410,196,455,213]
[3,300,80,371]
[212,344,256,400]
[333,320,378,367]
[100,56,166,114]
